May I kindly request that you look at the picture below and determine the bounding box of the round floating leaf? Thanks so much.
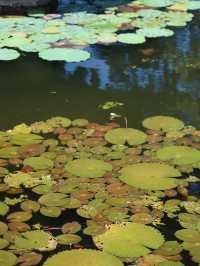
[119,163,181,190]
[0,48,20,61]
[117,33,146,44]
[142,116,184,132]
[0,202,9,216]
[10,133,43,146]
[93,222,164,258]
[4,172,36,188]
[157,146,200,165]
[14,230,55,250]
[46,117,71,128]
[57,234,81,245]
[0,222,8,235]
[0,250,17,266]
[175,229,200,242]
[159,262,185,266]
[0,147,19,159]
[105,128,147,145]
[39,48,91,62]
[137,28,174,38]
[40,206,62,218]
[65,159,112,178]
[0,238,9,249]
[23,157,54,170]
[43,249,123,266]
[39,193,69,207]
[7,211,32,222]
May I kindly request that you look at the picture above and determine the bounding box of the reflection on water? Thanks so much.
[0,12,200,130]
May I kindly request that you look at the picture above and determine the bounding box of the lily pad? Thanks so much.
[0,250,17,266]
[0,202,9,216]
[39,48,91,62]
[105,128,147,145]
[117,33,146,44]
[43,249,123,266]
[119,163,181,190]
[14,230,56,250]
[0,48,20,61]
[142,116,184,132]
[23,157,54,170]
[65,159,112,178]
[93,222,164,258]
[157,146,200,165]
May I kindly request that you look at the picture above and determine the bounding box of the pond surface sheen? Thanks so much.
[0,9,200,130]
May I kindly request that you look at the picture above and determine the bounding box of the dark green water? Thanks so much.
[0,12,200,130]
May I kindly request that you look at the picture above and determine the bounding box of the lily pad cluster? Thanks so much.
[0,0,200,61]
[0,115,199,266]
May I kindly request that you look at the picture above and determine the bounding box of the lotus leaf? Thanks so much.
[0,238,9,249]
[0,147,19,159]
[119,163,181,190]
[4,172,37,188]
[139,0,174,7]
[23,157,53,170]
[105,128,147,145]
[94,222,164,258]
[46,117,71,128]
[10,133,43,146]
[0,202,9,216]
[0,48,20,61]
[156,146,200,165]
[57,234,81,245]
[154,241,182,256]
[117,33,146,44]
[7,211,32,222]
[72,118,89,127]
[178,213,200,230]
[0,222,8,235]
[20,200,40,213]
[39,48,91,62]
[175,229,200,242]
[0,250,17,266]
[61,222,81,234]
[17,252,42,266]
[14,230,54,250]
[159,262,185,266]
[43,249,123,266]
[142,116,184,132]
[39,193,69,207]
[65,159,112,178]
[137,28,174,38]
[40,206,62,217]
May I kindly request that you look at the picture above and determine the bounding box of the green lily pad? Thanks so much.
[157,146,200,165]
[23,157,54,170]
[43,249,123,266]
[93,222,164,258]
[10,133,43,146]
[105,128,147,145]
[4,172,37,188]
[14,230,55,250]
[159,262,185,266]
[119,163,181,190]
[46,117,71,128]
[57,234,81,245]
[40,206,62,217]
[0,147,19,159]
[137,28,174,38]
[0,48,20,61]
[0,250,17,266]
[175,229,200,242]
[0,202,9,216]
[142,116,184,132]
[0,238,9,249]
[65,159,112,178]
[39,193,69,207]
[39,48,91,62]
[117,33,146,44]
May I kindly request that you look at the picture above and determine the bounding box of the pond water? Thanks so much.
[0,2,200,266]
[0,5,200,130]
